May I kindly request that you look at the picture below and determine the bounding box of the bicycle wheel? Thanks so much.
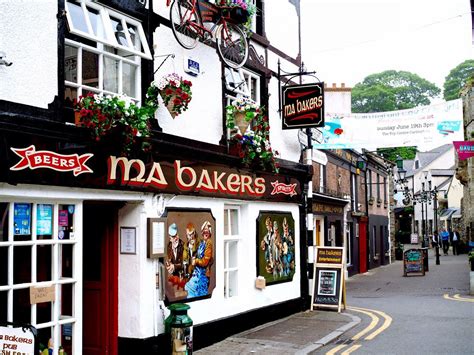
[216,22,249,69]
[170,0,201,49]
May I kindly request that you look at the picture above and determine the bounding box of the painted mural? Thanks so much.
[164,209,216,302]
[257,212,295,285]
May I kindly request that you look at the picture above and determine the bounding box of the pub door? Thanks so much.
[359,221,368,273]
[83,202,119,355]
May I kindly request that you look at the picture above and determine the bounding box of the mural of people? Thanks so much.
[182,223,198,278]
[185,220,214,298]
[281,217,294,276]
[257,212,295,285]
[260,217,273,273]
[166,223,185,290]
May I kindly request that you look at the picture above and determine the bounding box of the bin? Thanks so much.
[165,303,193,355]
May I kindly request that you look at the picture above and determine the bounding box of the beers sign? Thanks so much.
[282,82,324,130]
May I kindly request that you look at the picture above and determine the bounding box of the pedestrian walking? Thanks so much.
[440,228,450,255]
[451,228,460,255]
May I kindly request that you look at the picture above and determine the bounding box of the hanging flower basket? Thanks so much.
[227,106,279,173]
[226,97,259,135]
[74,93,156,155]
[149,73,193,118]
[219,0,256,34]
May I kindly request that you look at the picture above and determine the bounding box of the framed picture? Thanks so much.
[148,218,166,258]
[256,211,296,285]
[120,227,136,254]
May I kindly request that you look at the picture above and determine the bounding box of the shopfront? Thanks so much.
[0,131,308,353]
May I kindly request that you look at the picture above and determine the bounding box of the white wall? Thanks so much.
[265,0,299,59]
[0,0,58,108]
[447,175,463,208]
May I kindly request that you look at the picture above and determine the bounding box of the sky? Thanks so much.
[301,0,473,91]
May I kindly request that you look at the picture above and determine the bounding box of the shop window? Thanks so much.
[223,206,240,298]
[0,201,78,354]
[64,0,149,106]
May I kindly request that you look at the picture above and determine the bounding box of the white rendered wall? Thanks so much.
[0,0,57,108]
[447,176,463,209]
[152,26,223,145]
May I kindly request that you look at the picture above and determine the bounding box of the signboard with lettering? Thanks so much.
[30,285,56,304]
[282,82,324,130]
[311,246,345,312]
[0,324,36,354]
[403,249,425,276]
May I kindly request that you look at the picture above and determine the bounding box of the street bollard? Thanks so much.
[165,303,193,355]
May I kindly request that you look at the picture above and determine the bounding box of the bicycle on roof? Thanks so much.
[166,0,250,69]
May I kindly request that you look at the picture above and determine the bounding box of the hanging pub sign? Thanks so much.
[282,82,324,130]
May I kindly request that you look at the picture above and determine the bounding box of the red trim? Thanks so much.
[110,209,119,355]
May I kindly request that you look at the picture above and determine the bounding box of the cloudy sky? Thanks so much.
[301,0,473,90]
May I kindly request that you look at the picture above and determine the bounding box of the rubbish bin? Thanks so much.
[165,303,193,355]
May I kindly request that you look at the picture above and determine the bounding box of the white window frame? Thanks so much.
[0,200,82,355]
[225,68,260,104]
[223,205,241,298]
[65,38,141,101]
[65,0,152,59]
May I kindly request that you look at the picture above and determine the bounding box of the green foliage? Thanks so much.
[443,59,474,101]
[352,70,441,113]
[377,146,416,162]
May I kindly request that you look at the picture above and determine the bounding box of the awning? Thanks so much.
[440,208,456,221]
[451,208,461,219]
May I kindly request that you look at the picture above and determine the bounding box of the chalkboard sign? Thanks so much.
[403,249,425,276]
[312,267,343,309]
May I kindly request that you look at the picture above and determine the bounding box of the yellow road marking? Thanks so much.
[341,344,362,355]
[347,307,379,340]
[450,294,474,302]
[349,306,392,340]
[326,344,348,355]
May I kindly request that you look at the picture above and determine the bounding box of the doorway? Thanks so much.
[83,202,119,355]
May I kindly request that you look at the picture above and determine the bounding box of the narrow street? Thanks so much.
[315,250,473,355]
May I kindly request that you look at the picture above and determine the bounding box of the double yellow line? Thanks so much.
[326,306,392,355]
[443,293,474,302]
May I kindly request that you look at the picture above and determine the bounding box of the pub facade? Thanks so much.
[0,0,311,353]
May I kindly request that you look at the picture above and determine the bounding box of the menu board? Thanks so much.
[313,267,342,307]
[403,249,425,276]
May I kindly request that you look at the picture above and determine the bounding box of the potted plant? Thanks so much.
[228,108,279,173]
[149,73,193,118]
[220,0,257,35]
[74,93,155,154]
[226,97,261,135]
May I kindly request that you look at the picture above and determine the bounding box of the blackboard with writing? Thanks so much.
[313,267,342,307]
[403,249,425,276]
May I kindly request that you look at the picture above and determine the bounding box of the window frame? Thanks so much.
[0,200,81,355]
[223,205,241,299]
[65,0,152,60]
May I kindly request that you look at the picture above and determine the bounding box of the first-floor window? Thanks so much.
[0,201,80,355]
[223,206,240,298]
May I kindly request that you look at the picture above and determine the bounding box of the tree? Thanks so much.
[377,146,417,162]
[443,59,474,101]
[352,70,441,113]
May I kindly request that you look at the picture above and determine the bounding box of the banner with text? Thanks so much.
[318,99,463,150]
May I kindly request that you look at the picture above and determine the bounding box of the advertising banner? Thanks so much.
[317,99,463,150]
[453,141,474,160]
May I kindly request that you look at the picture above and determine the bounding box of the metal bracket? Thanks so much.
[154,54,175,74]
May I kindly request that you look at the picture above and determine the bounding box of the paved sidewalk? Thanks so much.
[195,310,360,354]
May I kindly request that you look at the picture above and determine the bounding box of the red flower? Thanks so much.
[173,98,182,105]
[183,80,192,87]
[334,128,343,135]
[165,88,174,96]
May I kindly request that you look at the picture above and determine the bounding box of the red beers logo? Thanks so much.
[270,181,297,197]
[10,145,93,176]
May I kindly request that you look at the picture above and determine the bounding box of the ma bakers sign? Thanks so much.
[106,156,301,201]
[282,83,324,130]
[7,146,302,202]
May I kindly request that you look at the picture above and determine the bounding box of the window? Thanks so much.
[0,202,79,355]
[319,164,325,193]
[368,170,373,198]
[351,173,357,211]
[383,177,387,203]
[223,206,240,298]
[376,174,380,200]
[225,67,261,104]
[64,0,151,105]
[346,223,352,266]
